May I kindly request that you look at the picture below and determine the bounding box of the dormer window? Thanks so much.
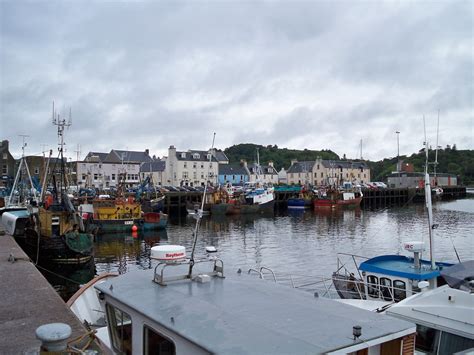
[181,152,186,158]
[193,153,200,159]
[207,154,211,160]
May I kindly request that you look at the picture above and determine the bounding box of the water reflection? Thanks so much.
[42,198,473,301]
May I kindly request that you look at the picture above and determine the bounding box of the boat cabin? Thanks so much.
[359,255,453,302]
[92,251,417,354]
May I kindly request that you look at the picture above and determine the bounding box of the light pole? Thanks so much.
[395,131,400,184]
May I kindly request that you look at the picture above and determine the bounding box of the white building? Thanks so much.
[165,146,228,187]
[287,158,371,186]
[76,150,152,189]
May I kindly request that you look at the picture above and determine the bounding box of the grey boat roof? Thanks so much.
[96,265,415,354]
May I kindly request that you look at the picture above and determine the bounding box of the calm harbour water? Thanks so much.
[43,195,474,300]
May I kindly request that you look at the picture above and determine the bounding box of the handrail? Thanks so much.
[259,267,277,282]
[248,268,264,279]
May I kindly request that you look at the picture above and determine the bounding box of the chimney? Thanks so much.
[268,161,274,168]
[1,140,8,150]
[240,159,247,167]
[145,149,150,156]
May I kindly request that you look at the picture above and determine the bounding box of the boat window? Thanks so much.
[106,304,133,355]
[438,331,474,354]
[380,277,393,301]
[415,324,439,353]
[393,280,406,301]
[143,325,176,355]
[366,275,379,298]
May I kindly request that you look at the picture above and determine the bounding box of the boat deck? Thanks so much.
[0,229,93,353]
[97,263,415,354]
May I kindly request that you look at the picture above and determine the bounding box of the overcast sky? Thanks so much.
[1,1,472,163]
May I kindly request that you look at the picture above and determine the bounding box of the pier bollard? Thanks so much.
[36,322,72,352]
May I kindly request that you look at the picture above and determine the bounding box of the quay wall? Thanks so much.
[0,226,92,353]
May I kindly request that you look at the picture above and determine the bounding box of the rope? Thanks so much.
[35,263,86,285]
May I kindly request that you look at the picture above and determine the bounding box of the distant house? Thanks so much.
[76,149,153,189]
[287,158,370,186]
[0,140,15,189]
[140,161,167,186]
[218,163,249,185]
[286,161,315,185]
[247,161,279,185]
[278,168,287,184]
[165,146,228,187]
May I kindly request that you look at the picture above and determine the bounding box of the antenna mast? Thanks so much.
[434,110,440,184]
[188,132,216,278]
[52,101,72,203]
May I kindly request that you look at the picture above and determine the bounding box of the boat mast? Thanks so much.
[188,132,216,278]
[52,102,72,204]
[434,110,440,185]
[8,135,38,206]
[423,116,436,269]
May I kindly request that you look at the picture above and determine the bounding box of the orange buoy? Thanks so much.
[132,225,138,232]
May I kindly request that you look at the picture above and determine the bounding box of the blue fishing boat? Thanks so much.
[333,139,458,302]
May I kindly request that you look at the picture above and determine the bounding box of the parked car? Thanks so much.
[373,182,388,189]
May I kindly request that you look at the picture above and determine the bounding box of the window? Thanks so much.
[438,331,474,354]
[380,277,392,301]
[182,171,188,179]
[317,164,319,169]
[224,175,227,181]
[184,162,187,168]
[416,325,439,353]
[321,172,323,178]
[181,152,186,158]
[393,280,406,301]
[112,174,116,180]
[193,172,197,179]
[193,153,200,159]
[193,163,197,168]
[2,153,7,159]
[143,325,176,355]
[82,174,86,180]
[2,165,8,174]
[94,174,98,180]
[106,304,133,355]
[366,275,379,298]
[201,164,204,169]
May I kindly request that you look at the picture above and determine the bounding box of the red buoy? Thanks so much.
[132,225,138,232]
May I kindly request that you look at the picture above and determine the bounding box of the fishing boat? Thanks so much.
[332,138,458,302]
[210,184,274,215]
[81,194,168,234]
[287,186,313,209]
[19,107,93,264]
[211,151,275,215]
[313,183,363,209]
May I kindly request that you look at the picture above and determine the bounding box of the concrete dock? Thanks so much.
[0,227,92,353]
